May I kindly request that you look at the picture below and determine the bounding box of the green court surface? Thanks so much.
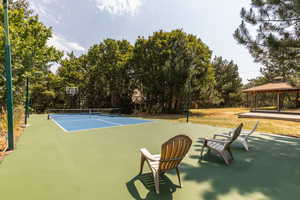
[0,115,299,200]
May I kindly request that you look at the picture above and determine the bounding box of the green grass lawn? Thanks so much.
[0,114,299,200]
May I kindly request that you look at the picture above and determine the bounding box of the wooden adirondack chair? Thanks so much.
[139,135,192,194]
[217,121,259,151]
[200,123,243,165]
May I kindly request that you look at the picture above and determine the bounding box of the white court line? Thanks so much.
[53,118,99,122]
[50,116,153,132]
[50,118,69,132]
[52,117,123,126]
[67,120,155,133]
[94,118,122,126]
[50,117,91,120]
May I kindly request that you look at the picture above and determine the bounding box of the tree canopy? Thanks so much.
[212,57,243,106]
[234,0,300,82]
[131,30,214,113]
[53,30,217,113]
[0,1,245,114]
[0,0,62,107]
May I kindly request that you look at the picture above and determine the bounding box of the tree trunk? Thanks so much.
[296,92,300,108]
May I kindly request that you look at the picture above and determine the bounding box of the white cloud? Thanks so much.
[47,34,85,52]
[30,0,62,24]
[49,63,60,74]
[94,0,142,15]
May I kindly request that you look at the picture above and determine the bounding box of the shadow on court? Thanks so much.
[126,173,178,200]
[127,135,300,200]
[182,134,300,200]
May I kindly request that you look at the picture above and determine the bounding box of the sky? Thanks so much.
[29,0,262,83]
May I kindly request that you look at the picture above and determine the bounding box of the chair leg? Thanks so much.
[242,140,249,151]
[200,145,206,162]
[139,154,146,174]
[175,167,182,188]
[221,152,230,166]
[228,148,234,160]
[200,144,210,162]
[154,172,160,194]
[224,157,230,165]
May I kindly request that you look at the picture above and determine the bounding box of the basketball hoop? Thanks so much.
[66,87,79,96]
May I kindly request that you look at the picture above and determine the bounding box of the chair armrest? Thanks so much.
[213,134,232,139]
[199,137,207,142]
[140,148,160,161]
[205,138,227,144]
[222,131,232,136]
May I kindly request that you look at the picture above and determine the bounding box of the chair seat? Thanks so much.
[148,155,161,171]
[207,140,225,151]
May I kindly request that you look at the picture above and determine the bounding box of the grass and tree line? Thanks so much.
[34,30,244,113]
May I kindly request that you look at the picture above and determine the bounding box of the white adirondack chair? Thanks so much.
[139,135,192,194]
[216,121,259,151]
[200,123,243,165]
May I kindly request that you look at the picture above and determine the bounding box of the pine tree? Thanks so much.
[234,0,300,80]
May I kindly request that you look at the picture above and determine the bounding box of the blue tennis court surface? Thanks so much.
[49,114,152,132]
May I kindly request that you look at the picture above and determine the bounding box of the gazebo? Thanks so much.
[239,79,300,121]
[243,80,300,112]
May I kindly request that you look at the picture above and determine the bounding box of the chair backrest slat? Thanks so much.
[167,138,178,169]
[224,123,243,149]
[159,135,192,171]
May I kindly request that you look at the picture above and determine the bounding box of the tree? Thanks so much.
[131,29,214,113]
[0,0,62,107]
[57,52,88,108]
[234,0,300,81]
[30,72,64,112]
[54,31,216,113]
[212,57,243,106]
[83,39,133,109]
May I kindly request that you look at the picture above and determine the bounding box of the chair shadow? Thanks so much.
[181,134,300,200]
[127,135,300,200]
[126,173,178,200]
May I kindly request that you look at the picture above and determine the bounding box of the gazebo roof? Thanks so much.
[243,82,300,93]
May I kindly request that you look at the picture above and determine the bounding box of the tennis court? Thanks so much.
[48,109,152,132]
[1,115,300,200]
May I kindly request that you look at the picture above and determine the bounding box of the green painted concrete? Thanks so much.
[0,115,299,200]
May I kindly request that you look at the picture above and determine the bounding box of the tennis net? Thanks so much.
[47,108,121,120]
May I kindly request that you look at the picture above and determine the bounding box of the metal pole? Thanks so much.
[254,93,257,111]
[186,80,191,123]
[3,0,14,150]
[186,101,190,123]
[25,77,29,125]
[277,92,280,112]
